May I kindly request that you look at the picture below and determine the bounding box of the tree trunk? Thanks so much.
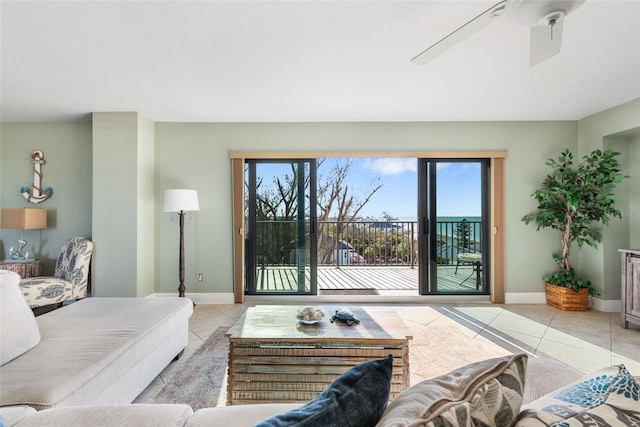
[560,213,572,270]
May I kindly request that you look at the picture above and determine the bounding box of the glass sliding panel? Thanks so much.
[245,160,316,295]
[419,159,489,295]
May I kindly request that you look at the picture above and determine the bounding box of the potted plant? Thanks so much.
[522,148,627,311]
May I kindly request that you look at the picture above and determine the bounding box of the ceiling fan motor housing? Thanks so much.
[505,0,585,26]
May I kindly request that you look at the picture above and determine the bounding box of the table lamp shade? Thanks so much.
[163,189,199,213]
[1,208,47,230]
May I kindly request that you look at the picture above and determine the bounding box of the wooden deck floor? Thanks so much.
[254,265,483,294]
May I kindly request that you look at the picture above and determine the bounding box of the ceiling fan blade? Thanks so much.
[411,0,507,65]
[529,19,563,67]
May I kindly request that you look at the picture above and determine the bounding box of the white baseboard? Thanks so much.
[148,291,621,312]
[505,292,546,304]
[505,292,621,313]
[591,297,621,313]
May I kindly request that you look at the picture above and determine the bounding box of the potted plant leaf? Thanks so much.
[522,148,627,311]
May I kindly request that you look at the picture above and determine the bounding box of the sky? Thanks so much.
[329,158,482,219]
[253,158,483,219]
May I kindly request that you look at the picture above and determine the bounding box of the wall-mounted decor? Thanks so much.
[21,150,53,203]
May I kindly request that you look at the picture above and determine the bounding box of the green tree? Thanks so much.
[316,159,383,264]
[522,148,627,292]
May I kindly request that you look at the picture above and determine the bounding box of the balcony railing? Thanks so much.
[251,219,482,268]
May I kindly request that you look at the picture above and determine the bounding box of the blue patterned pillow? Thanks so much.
[254,355,393,427]
[515,364,640,426]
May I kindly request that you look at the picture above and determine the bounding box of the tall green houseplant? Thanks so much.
[522,148,627,294]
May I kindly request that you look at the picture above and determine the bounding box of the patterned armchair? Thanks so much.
[20,237,93,308]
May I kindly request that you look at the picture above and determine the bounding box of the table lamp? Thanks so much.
[1,208,47,262]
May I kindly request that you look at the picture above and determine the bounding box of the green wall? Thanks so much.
[0,122,92,275]
[154,121,578,296]
[1,98,638,303]
[92,112,156,297]
[577,99,640,301]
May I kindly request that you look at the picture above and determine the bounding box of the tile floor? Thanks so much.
[135,302,640,405]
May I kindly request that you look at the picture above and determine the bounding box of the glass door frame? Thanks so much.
[418,158,491,295]
[230,152,506,303]
[244,158,317,295]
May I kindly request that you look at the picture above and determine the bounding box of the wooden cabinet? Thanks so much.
[620,249,640,329]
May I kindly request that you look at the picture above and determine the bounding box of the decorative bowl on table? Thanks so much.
[296,306,325,325]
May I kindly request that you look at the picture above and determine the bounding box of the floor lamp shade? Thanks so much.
[163,189,200,213]
[163,189,199,300]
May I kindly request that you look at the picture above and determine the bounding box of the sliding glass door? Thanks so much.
[245,160,317,294]
[418,159,490,295]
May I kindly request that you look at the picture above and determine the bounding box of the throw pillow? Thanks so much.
[0,270,41,366]
[515,364,640,426]
[376,353,527,427]
[255,354,394,427]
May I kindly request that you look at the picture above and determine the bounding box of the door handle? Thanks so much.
[423,218,429,235]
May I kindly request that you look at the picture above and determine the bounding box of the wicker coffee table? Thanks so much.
[225,305,412,406]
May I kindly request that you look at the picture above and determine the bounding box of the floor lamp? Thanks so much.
[163,189,199,298]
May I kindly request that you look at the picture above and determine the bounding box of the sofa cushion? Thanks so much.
[0,297,193,409]
[376,353,527,427]
[0,406,37,427]
[11,404,193,427]
[0,270,41,366]
[515,364,640,426]
[186,404,302,427]
[255,354,394,427]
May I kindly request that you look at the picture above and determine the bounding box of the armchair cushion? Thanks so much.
[19,278,74,307]
[0,271,41,366]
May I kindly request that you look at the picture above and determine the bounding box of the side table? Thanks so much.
[0,259,41,278]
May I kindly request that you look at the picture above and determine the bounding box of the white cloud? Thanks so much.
[367,158,417,175]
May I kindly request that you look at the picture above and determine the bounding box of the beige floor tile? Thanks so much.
[136,301,640,407]
[541,328,611,354]
[395,306,445,326]
[537,340,612,374]
[487,313,548,338]
[481,328,542,351]
[450,306,503,326]
[501,304,557,324]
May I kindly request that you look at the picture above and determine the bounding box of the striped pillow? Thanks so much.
[376,353,527,426]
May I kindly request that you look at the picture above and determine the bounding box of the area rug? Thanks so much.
[319,288,379,295]
[150,326,229,410]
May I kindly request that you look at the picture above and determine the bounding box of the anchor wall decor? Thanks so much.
[21,150,53,203]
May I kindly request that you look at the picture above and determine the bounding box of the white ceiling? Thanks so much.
[1,0,639,123]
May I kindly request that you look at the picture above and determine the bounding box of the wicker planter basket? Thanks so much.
[545,283,588,311]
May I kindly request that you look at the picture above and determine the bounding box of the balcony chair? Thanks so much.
[19,237,93,308]
[455,252,482,290]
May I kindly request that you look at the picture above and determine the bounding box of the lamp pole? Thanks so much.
[178,210,186,298]
[163,189,199,302]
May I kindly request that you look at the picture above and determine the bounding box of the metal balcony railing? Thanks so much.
[250,219,482,268]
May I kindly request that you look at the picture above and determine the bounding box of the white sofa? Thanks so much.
[4,355,639,427]
[3,269,638,426]
[0,270,193,411]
